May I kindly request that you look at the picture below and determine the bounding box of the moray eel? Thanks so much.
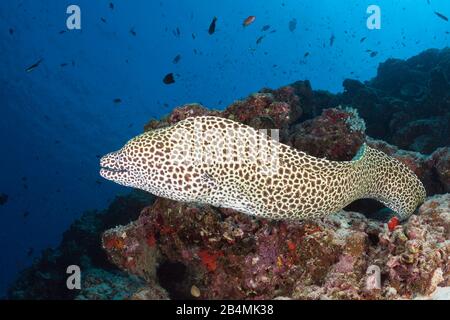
[100,116,426,220]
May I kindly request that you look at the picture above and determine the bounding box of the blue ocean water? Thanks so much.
[0,0,449,298]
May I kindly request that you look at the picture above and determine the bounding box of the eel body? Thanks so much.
[100,116,426,220]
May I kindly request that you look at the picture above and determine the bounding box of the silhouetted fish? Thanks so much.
[173,54,181,64]
[256,35,265,44]
[163,73,175,84]
[434,11,448,21]
[113,98,122,104]
[330,34,335,47]
[360,37,367,43]
[261,25,270,31]
[130,27,137,36]
[0,193,8,205]
[288,18,297,32]
[25,58,43,73]
[109,2,114,10]
[209,17,217,35]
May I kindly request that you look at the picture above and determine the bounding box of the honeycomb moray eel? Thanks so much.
[100,116,426,221]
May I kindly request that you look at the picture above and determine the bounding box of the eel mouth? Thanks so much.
[99,152,129,179]
[100,166,128,174]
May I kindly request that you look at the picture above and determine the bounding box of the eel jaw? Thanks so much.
[99,152,130,182]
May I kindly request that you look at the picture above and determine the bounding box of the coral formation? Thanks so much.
[8,192,154,300]
[8,48,450,300]
[101,194,449,300]
[338,48,450,154]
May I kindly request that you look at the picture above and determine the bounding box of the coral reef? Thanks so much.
[367,139,450,195]
[8,48,450,299]
[288,107,365,161]
[338,48,450,154]
[101,194,449,300]
[8,192,154,300]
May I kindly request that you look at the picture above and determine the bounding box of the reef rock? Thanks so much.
[339,48,450,154]
[101,193,449,300]
[367,139,450,195]
[7,192,154,300]
[288,107,366,161]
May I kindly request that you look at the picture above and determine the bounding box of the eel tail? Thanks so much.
[352,143,426,220]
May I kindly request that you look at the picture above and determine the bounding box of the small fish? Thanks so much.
[109,2,114,9]
[0,193,8,205]
[330,34,335,47]
[9,28,14,35]
[101,17,107,23]
[59,30,66,34]
[288,18,297,32]
[208,17,217,35]
[113,98,122,104]
[387,216,399,231]
[23,211,30,218]
[25,58,43,73]
[172,54,181,64]
[261,25,270,31]
[304,52,310,58]
[243,16,256,27]
[256,35,265,44]
[129,27,137,36]
[192,33,196,39]
[434,11,448,22]
[360,36,367,43]
[163,73,175,84]
[60,63,68,67]
[370,51,378,57]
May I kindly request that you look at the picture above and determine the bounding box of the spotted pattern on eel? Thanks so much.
[100,116,426,221]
